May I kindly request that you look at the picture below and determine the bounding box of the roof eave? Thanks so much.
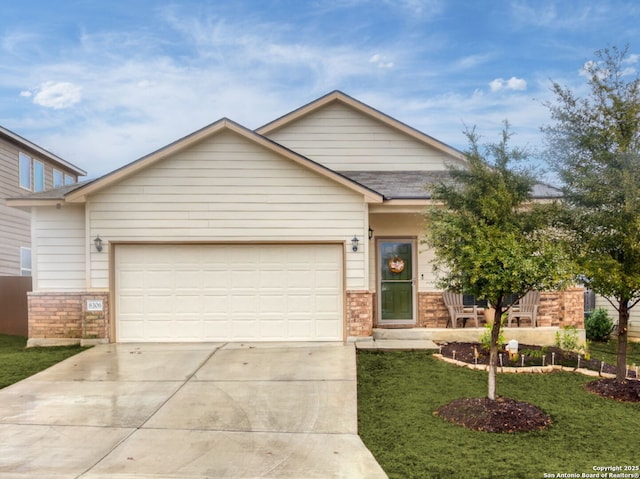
[64,118,384,204]
[0,126,87,176]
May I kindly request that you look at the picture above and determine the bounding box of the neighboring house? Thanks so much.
[7,91,583,345]
[1,125,86,276]
[594,297,640,343]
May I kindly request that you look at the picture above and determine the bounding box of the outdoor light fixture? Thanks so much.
[94,235,103,253]
[368,227,374,240]
[351,235,359,252]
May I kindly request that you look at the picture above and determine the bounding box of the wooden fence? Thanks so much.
[0,276,32,337]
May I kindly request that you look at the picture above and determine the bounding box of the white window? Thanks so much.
[64,174,75,186]
[20,247,31,276]
[19,152,32,190]
[34,160,45,192]
[53,169,63,188]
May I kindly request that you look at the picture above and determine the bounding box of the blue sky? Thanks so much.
[1,0,639,179]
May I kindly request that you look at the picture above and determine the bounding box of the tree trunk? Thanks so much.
[616,298,630,382]
[488,300,503,401]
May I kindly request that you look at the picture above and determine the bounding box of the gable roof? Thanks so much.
[0,125,87,176]
[8,118,383,206]
[256,90,467,164]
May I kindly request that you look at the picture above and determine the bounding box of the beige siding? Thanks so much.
[86,130,367,290]
[0,204,30,275]
[0,138,31,275]
[265,102,464,171]
[0,136,80,276]
[32,205,86,291]
[595,295,640,341]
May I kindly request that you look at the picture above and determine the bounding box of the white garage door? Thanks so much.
[115,244,343,342]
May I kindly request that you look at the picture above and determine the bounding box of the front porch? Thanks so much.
[369,326,585,347]
[346,288,586,346]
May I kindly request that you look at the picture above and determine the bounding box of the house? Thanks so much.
[1,125,86,276]
[594,297,640,343]
[7,91,584,346]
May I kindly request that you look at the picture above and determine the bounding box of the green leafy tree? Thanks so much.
[426,125,574,400]
[543,45,640,382]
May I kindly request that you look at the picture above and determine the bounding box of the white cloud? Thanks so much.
[369,54,394,69]
[28,81,82,109]
[489,76,527,92]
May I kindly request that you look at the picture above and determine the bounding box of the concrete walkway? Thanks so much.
[0,342,387,478]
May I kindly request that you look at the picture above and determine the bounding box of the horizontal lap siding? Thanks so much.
[87,130,366,289]
[1,136,81,276]
[595,296,640,341]
[32,205,86,291]
[0,139,30,275]
[265,103,460,171]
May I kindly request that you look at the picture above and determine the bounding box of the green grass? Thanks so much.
[0,334,89,389]
[589,340,640,366]
[358,350,640,479]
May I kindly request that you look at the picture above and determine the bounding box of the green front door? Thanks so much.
[379,240,415,322]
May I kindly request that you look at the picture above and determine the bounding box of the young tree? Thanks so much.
[543,45,640,382]
[426,125,573,400]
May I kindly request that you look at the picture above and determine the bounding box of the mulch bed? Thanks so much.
[433,342,639,433]
[434,397,552,433]
[584,378,640,402]
[438,342,638,381]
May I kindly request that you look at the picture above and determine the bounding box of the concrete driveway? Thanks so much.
[0,342,387,478]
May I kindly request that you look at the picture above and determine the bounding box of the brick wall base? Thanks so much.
[26,287,583,345]
[346,291,374,337]
[28,292,109,344]
[410,288,584,329]
[417,292,450,328]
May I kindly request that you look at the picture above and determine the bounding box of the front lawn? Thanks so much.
[0,335,89,389]
[358,350,640,479]
[589,340,640,367]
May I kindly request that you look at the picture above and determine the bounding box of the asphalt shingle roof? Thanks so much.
[340,171,562,200]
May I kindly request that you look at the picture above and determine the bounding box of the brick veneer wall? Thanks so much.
[413,288,585,329]
[417,292,450,328]
[28,292,109,340]
[346,291,374,337]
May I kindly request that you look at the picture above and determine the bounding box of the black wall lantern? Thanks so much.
[368,227,374,240]
[351,235,359,252]
[94,235,103,253]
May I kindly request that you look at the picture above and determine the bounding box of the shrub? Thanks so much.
[585,307,614,342]
[480,319,505,351]
[555,325,579,351]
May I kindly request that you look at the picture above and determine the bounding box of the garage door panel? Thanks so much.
[201,271,230,288]
[259,295,287,314]
[231,270,254,287]
[202,294,228,309]
[145,271,174,289]
[231,294,258,314]
[118,270,145,290]
[316,294,341,314]
[119,321,145,341]
[316,270,341,288]
[287,296,313,314]
[315,321,342,341]
[116,244,343,342]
